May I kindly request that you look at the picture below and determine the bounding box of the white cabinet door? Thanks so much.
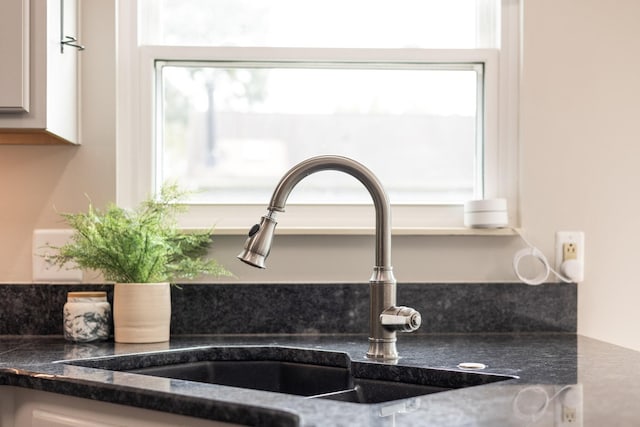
[2,386,243,427]
[45,0,79,143]
[0,0,30,112]
[32,409,118,427]
[0,0,80,144]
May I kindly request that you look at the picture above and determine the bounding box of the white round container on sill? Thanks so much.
[464,199,508,228]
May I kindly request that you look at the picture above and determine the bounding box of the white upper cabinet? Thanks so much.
[0,0,81,145]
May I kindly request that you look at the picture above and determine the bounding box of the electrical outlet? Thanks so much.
[563,242,577,261]
[32,229,83,282]
[554,231,585,282]
[562,405,577,423]
[554,384,583,426]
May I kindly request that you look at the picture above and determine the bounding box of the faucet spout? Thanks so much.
[237,155,421,359]
[267,155,392,269]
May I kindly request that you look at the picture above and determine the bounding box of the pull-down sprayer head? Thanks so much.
[237,213,278,269]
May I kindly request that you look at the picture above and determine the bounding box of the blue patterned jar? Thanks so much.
[63,291,111,342]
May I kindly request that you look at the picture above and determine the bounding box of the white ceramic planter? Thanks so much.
[113,282,171,343]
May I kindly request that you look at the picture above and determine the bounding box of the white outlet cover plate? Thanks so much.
[554,231,585,283]
[32,229,83,282]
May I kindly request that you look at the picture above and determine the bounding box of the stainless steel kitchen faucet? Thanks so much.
[237,155,421,360]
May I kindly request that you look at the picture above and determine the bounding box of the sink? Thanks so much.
[126,360,452,403]
[64,346,515,404]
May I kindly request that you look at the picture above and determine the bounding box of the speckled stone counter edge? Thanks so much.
[0,282,575,335]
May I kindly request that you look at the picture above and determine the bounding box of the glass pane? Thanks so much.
[158,63,479,204]
[139,0,498,49]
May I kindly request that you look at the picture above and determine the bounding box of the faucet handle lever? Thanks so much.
[380,306,422,332]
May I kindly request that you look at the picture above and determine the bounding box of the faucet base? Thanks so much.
[366,337,398,360]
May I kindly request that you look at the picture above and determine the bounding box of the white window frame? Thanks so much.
[116,0,520,234]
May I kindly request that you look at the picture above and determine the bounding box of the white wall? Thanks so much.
[0,0,639,350]
[0,0,115,282]
[520,0,640,351]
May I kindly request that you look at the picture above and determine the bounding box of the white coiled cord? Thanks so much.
[511,228,573,285]
[512,385,576,424]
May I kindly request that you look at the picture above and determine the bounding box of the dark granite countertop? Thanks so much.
[0,333,638,426]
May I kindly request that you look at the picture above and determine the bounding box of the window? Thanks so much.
[158,62,481,205]
[117,0,519,231]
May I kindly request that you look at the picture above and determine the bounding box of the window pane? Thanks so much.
[158,63,480,204]
[139,0,498,49]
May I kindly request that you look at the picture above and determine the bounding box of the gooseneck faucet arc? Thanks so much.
[237,155,421,360]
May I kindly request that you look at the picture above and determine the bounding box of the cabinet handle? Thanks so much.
[59,0,84,53]
[61,35,85,52]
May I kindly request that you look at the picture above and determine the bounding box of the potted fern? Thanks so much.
[49,184,231,343]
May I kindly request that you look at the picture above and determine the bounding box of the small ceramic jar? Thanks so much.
[63,291,111,342]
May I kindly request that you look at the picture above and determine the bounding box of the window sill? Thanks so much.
[178,204,517,232]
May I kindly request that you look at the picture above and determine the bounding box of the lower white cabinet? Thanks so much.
[0,386,241,427]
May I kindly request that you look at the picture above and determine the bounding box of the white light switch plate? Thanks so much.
[32,229,83,282]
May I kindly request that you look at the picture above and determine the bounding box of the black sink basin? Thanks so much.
[64,346,514,404]
[127,360,450,403]
[130,360,351,397]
